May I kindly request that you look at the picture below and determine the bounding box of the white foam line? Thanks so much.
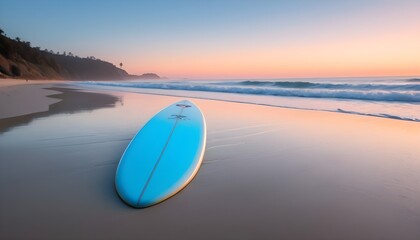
[80,81,420,102]
[70,83,420,122]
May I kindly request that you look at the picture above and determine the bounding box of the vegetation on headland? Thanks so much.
[0,28,160,80]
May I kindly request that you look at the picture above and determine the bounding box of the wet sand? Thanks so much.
[0,79,73,118]
[1,84,420,239]
[0,87,121,133]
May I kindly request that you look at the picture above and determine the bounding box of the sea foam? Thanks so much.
[83,80,420,103]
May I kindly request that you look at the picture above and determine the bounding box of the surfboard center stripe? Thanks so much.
[136,104,185,206]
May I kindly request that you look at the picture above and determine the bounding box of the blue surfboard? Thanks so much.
[115,100,206,208]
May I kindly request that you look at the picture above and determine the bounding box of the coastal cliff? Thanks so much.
[0,30,159,80]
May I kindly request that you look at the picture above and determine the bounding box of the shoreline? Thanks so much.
[76,83,420,123]
[1,79,419,126]
[2,78,418,123]
[75,81,420,122]
[1,79,419,127]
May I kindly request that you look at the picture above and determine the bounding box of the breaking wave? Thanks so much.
[83,80,420,103]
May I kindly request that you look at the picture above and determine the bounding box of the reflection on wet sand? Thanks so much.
[0,87,121,134]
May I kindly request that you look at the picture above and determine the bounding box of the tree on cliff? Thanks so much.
[119,62,123,68]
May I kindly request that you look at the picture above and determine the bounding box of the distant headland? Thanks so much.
[0,29,160,80]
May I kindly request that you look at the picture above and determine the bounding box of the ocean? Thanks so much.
[79,77,420,122]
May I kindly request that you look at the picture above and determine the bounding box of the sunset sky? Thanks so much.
[1,0,419,79]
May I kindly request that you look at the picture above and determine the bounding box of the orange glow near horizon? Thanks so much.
[114,3,420,79]
[125,33,420,79]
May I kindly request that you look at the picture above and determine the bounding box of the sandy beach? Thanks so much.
[1,81,420,240]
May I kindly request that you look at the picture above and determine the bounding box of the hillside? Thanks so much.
[0,30,159,80]
[50,54,128,80]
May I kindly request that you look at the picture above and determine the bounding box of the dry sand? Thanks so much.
[1,83,420,240]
